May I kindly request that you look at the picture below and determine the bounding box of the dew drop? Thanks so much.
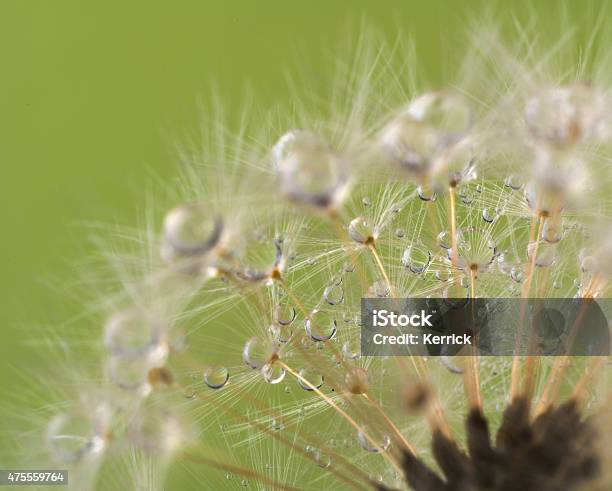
[262,362,286,384]
[46,406,110,464]
[204,366,229,389]
[357,428,391,453]
[401,246,432,274]
[161,204,222,262]
[297,368,324,391]
[362,196,372,207]
[305,310,337,341]
[482,207,499,223]
[324,284,344,306]
[348,216,374,244]
[394,228,405,238]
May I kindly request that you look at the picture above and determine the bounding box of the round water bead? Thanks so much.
[204,365,229,389]
[108,354,154,391]
[381,92,472,177]
[357,427,392,453]
[104,308,163,360]
[269,323,293,344]
[272,130,346,209]
[314,448,332,469]
[527,240,557,268]
[46,405,110,463]
[441,355,464,374]
[128,407,184,455]
[524,83,605,147]
[243,337,276,370]
[401,245,432,274]
[348,216,375,244]
[541,217,564,244]
[482,207,499,223]
[394,228,405,238]
[367,280,391,298]
[305,309,337,341]
[342,339,361,360]
[417,185,437,202]
[297,368,324,391]
[510,266,524,283]
[505,174,523,190]
[429,137,477,191]
[274,302,296,326]
[161,204,222,262]
[323,283,344,306]
[362,196,372,207]
[262,362,286,384]
[435,268,451,282]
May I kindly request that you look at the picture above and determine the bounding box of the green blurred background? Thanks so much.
[0,0,607,470]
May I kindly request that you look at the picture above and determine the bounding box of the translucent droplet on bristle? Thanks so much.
[357,428,391,453]
[417,185,437,202]
[46,405,109,463]
[104,308,162,359]
[314,449,332,468]
[324,284,344,305]
[504,174,523,190]
[297,368,324,391]
[459,187,474,204]
[343,261,355,273]
[204,366,229,389]
[394,228,405,238]
[269,323,293,344]
[128,407,183,455]
[524,83,604,147]
[510,266,523,283]
[108,354,153,391]
[527,241,557,268]
[243,337,274,369]
[305,309,337,341]
[272,130,346,209]
[362,196,371,207]
[342,340,361,360]
[401,246,432,274]
[161,204,222,262]
[348,216,374,244]
[368,280,390,298]
[274,303,296,326]
[437,231,452,250]
[542,218,563,244]
[262,363,285,384]
[435,269,450,282]
[482,207,499,223]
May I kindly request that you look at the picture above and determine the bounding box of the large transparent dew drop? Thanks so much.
[104,308,162,359]
[297,368,324,391]
[128,407,183,455]
[161,204,222,262]
[348,216,374,244]
[528,241,557,268]
[204,365,229,389]
[262,362,285,384]
[269,323,293,344]
[401,245,432,274]
[524,83,604,147]
[357,427,391,453]
[305,309,337,341]
[274,302,296,326]
[46,406,109,464]
[272,130,345,208]
[243,337,275,370]
[108,354,154,391]
[342,339,361,360]
[367,280,390,298]
[323,283,344,306]
[542,218,564,244]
